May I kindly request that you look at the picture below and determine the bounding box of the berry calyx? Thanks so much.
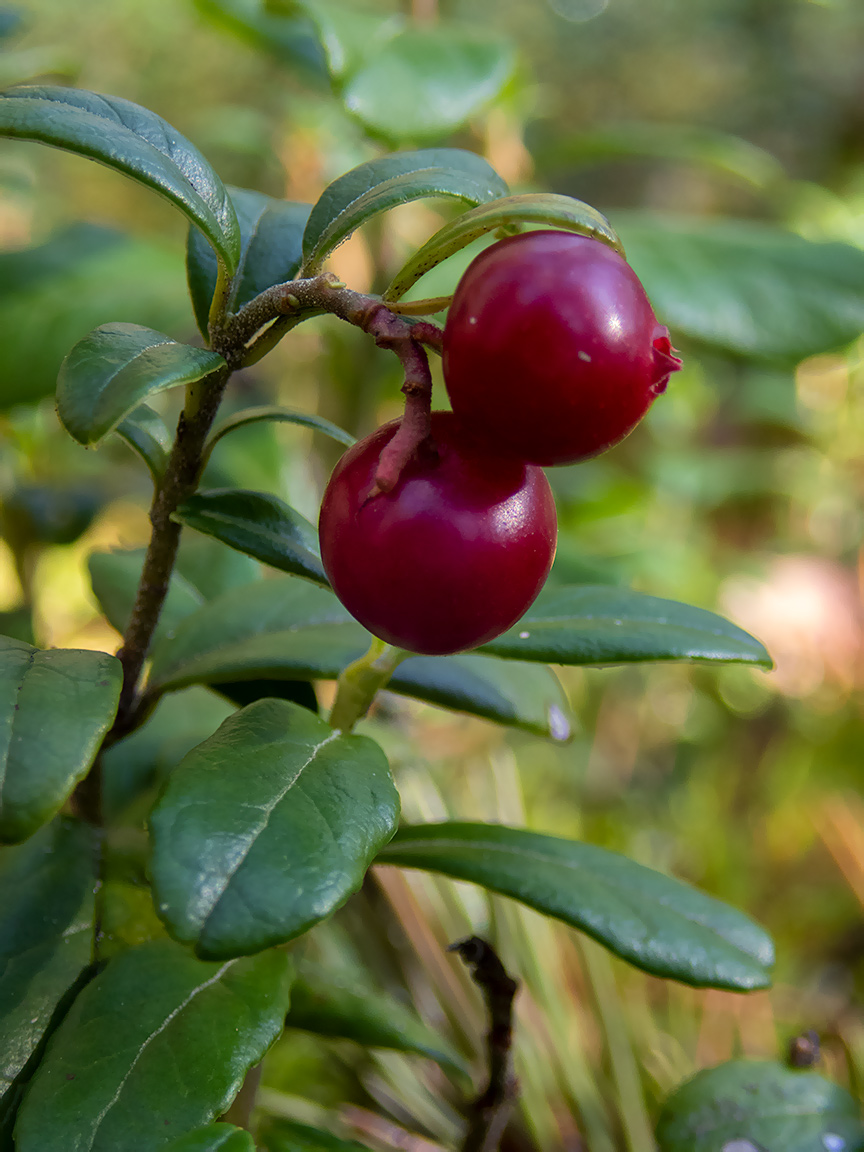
[442,230,682,466]
[319,412,557,656]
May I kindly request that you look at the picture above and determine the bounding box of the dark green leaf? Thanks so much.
[207,405,355,455]
[302,149,507,273]
[1,485,101,548]
[193,0,326,77]
[147,577,571,738]
[88,550,203,647]
[655,1060,864,1151]
[115,404,171,482]
[165,1123,254,1152]
[260,1119,373,1152]
[57,323,225,447]
[384,192,621,302]
[0,87,240,272]
[0,819,96,1115]
[0,638,121,843]
[286,967,465,1072]
[187,187,310,338]
[173,490,328,586]
[617,212,864,362]
[294,0,403,80]
[150,698,399,959]
[343,27,514,144]
[14,939,293,1152]
[478,584,771,668]
[0,9,23,40]
[377,823,774,990]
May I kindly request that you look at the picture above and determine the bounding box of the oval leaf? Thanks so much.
[478,584,771,668]
[377,823,774,990]
[166,1124,255,1152]
[302,149,507,273]
[655,1060,864,1151]
[207,406,355,456]
[0,818,96,1116]
[384,192,622,302]
[187,187,310,337]
[260,1119,373,1152]
[296,0,404,80]
[150,698,400,959]
[115,403,172,482]
[14,939,293,1152]
[0,86,240,272]
[0,637,121,843]
[88,550,203,647]
[57,323,225,446]
[146,576,571,738]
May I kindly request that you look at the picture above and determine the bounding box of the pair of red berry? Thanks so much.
[319,231,682,656]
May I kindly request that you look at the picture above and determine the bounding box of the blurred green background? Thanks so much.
[3,0,864,1147]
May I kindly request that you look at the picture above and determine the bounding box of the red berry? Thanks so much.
[319,412,557,656]
[442,230,682,466]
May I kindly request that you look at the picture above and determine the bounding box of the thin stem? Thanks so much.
[328,638,408,733]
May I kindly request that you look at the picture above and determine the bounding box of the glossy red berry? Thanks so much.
[319,412,557,656]
[442,230,682,466]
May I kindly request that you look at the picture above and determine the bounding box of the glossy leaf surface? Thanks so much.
[147,577,571,738]
[187,186,310,337]
[0,638,121,843]
[0,86,240,271]
[479,584,771,668]
[57,323,225,446]
[384,192,621,301]
[655,1060,864,1151]
[302,149,507,272]
[165,1125,254,1152]
[377,823,774,990]
[115,404,172,482]
[260,1119,372,1152]
[0,819,95,1114]
[173,490,327,586]
[14,940,292,1152]
[150,699,399,959]
[88,550,203,647]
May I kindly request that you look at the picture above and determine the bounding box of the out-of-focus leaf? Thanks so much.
[259,1119,373,1152]
[302,149,507,273]
[115,404,172,482]
[14,939,293,1152]
[206,406,355,456]
[150,699,399,959]
[293,0,404,79]
[655,1060,864,1151]
[617,212,864,362]
[0,638,121,843]
[88,549,204,647]
[377,823,775,990]
[478,584,771,668]
[193,0,327,76]
[0,45,78,89]
[0,87,240,271]
[1,485,101,548]
[165,1126,255,1152]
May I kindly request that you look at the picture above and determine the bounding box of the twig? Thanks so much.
[449,937,519,1152]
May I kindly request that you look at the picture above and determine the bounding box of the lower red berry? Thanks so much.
[318,412,557,656]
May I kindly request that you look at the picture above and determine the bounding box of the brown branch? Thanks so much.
[449,937,519,1152]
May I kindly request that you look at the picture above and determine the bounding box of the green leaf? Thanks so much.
[176,535,260,602]
[0,819,96,1117]
[89,549,204,647]
[377,823,774,990]
[57,323,225,447]
[294,0,404,80]
[207,405,355,455]
[150,699,399,959]
[165,1124,255,1152]
[655,1060,864,1151]
[146,577,571,738]
[173,490,328,586]
[260,1119,373,1152]
[0,87,240,272]
[187,187,310,337]
[343,27,514,144]
[0,638,121,843]
[14,939,293,1152]
[115,404,171,482]
[478,584,771,668]
[302,149,507,273]
[384,192,622,302]
[286,967,465,1072]
[193,0,326,77]
[616,212,864,362]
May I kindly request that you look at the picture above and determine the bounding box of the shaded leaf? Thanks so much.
[478,584,771,668]
[0,637,121,843]
[302,149,507,273]
[165,1123,254,1152]
[88,550,204,647]
[150,698,399,959]
[115,404,171,482]
[57,323,225,446]
[173,490,328,585]
[14,939,293,1152]
[0,86,240,271]
[377,823,774,990]
[206,405,355,455]
[187,186,310,337]
[655,1059,864,1151]
[176,534,260,602]
[295,0,403,80]
[193,0,326,77]
[384,192,621,302]
[147,577,571,738]
[260,1118,372,1152]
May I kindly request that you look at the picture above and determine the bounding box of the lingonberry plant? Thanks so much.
[1,72,862,1152]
